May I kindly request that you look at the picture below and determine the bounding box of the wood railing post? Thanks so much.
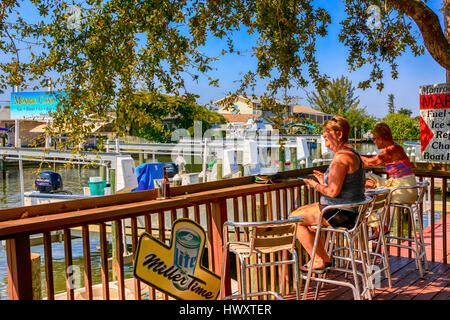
[211,198,231,296]
[6,235,33,300]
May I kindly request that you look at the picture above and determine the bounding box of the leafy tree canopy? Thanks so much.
[344,107,378,138]
[128,92,226,143]
[306,76,361,115]
[382,112,420,140]
[0,0,447,151]
[397,107,413,116]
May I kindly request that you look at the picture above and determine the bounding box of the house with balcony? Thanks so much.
[214,95,288,124]
[291,104,334,124]
[214,95,334,127]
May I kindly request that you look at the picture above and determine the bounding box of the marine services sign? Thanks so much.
[419,83,450,162]
[10,91,64,120]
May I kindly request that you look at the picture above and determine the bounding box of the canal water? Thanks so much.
[0,142,439,299]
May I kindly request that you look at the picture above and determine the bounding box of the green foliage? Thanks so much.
[306,76,361,115]
[397,107,412,117]
[307,75,378,138]
[0,0,442,152]
[129,93,226,143]
[344,107,377,138]
[258,94,290,130]
[339,0,426,91]
[382,113,419,140]
[298,117,322,135]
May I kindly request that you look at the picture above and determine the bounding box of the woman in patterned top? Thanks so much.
[361,122,418,239]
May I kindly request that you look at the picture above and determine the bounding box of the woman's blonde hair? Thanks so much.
[371,122,393,141]
[322,116,350,142]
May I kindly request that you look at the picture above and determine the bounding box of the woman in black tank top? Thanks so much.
[290,116,366,272]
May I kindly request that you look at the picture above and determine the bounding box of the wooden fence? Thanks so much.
[0,164,448,300]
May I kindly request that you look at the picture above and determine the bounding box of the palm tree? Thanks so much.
[387,94,395,114]
[306,76,360,115]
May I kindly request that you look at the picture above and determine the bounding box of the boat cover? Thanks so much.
[132,162,164,191]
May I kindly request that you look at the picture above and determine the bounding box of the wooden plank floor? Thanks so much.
[298,256,449,300]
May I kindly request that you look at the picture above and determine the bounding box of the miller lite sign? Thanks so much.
[134,218,221,300]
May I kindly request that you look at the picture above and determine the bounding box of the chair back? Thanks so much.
[416,181,429,206]
[364,188,391,220]
[222,216,303,258]
[250,218,300,254]
[390,180,429,207]
[252,221,297,252]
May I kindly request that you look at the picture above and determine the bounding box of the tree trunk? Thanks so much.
[388,0,450,73]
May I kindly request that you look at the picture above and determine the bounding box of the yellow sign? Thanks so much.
[134,218,221,300]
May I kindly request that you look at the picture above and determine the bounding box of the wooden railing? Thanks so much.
[0,164,448,300]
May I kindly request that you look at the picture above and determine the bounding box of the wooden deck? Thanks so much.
[298,256,449,300]
[293,216,449,300]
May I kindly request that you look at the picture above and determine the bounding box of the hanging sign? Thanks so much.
[10,91,65,120]
[419,83,450,162]
[134,218,221,300]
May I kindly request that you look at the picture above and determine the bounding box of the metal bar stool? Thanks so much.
[384,181,429,277]
[301,197,374,300]
[220,216,303,300]
[362,188,393,291]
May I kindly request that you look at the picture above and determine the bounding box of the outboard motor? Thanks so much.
[164,162,179,178]
[35,171,63,193]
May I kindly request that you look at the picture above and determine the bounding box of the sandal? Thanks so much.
[300,262,332,274]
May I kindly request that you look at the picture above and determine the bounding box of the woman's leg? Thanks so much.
[291,203,330,268]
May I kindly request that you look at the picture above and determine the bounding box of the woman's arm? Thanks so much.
[304,153,350,198]
[360,154,384,167]
[360,149,391,167]
[362,144,403,167]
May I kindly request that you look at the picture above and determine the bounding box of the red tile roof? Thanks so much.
[219,113,262,123]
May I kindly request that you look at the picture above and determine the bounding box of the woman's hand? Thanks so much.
[303,178,319,189]
[312,170,324,184]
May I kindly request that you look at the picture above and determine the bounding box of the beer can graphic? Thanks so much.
[173,227,201,290]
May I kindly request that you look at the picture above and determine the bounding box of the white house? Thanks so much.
[291,105,334,124]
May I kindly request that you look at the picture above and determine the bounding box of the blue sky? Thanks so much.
[0,1,447,119]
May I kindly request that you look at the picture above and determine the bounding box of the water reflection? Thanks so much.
[0,164,102,300]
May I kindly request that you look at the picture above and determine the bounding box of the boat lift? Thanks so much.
[0,145,122,206]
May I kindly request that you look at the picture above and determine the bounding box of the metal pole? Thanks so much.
[115,136,120,154]
[15,118,25,206]
[110,166,117,280]
[1,134,5,179]
[291,146,297,170]
[202,139,208,182]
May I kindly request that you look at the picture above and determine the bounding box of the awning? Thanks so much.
[29,122,107,134]
[29,123,47,133]
[282,122,316,129]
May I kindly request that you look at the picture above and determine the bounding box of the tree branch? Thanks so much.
[387,0,450,71]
